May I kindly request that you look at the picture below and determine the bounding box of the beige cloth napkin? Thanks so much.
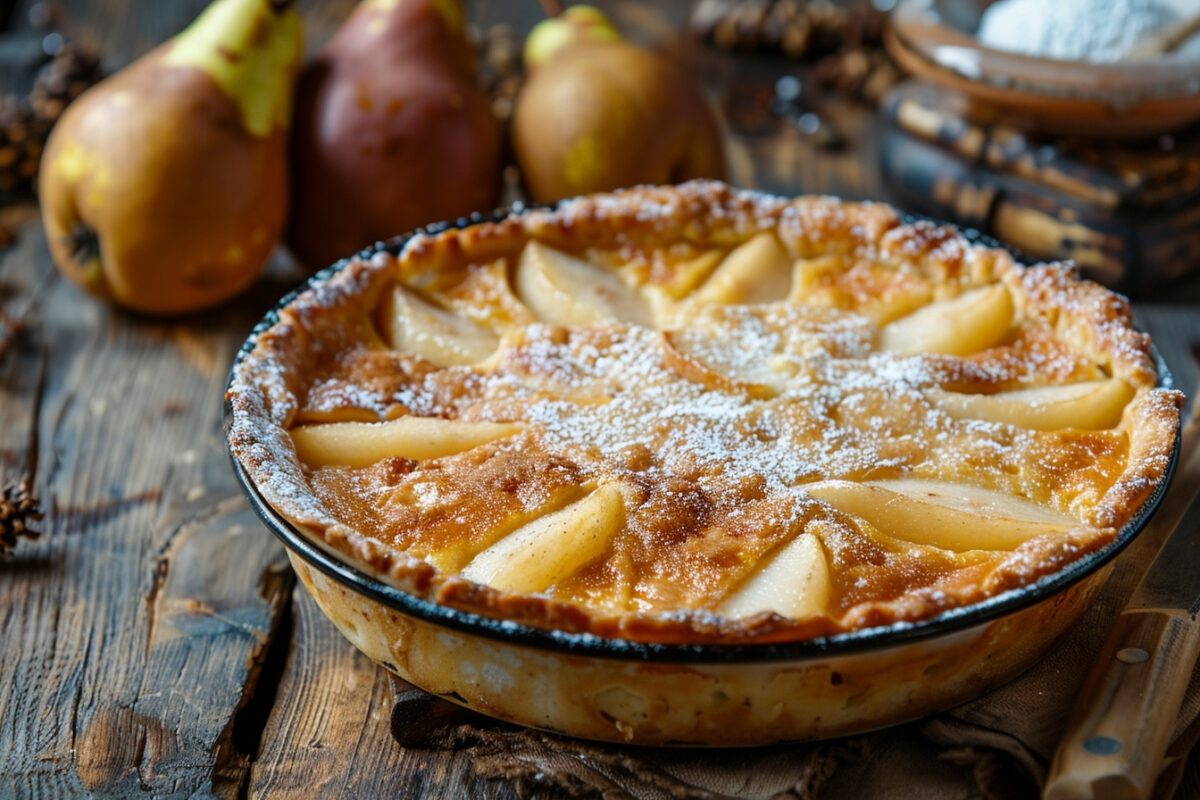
[391,407,1200,800]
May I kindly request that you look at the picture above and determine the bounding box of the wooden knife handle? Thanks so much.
[1045,609,1200,800]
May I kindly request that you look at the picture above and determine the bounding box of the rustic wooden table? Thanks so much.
[2,2,1199,798]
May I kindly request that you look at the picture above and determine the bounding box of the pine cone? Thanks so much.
[695,0,850,56]
[0,479,42,556]
[0,43,103,199]
[812,48,902,103]
[29,43,104,127]
[692,1,903,105]
[0,96,46,196]
[692,0,740,39]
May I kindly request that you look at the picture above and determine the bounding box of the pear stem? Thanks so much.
[269,0,295,10]
[537,0,563,17]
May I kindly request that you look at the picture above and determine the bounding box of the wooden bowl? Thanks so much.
[887,0,1200,138]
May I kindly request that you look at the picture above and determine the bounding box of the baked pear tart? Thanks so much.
[228,181,1181,646]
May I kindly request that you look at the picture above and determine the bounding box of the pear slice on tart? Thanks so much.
[439,258,537,333]
[688,232,793,307]
[659,250,726,300]
[879,284,1014,356]
[790,257,933,325]
[422,485,586,574]
[789,255,842,300]
[929,378,1134,431]
[516,241,654,327]
[718,531,830,620]
[660,330,779,399]
[291,417,522,468]
[804,478,1076,552]
[459,483,625,593]
[381,284,499,366]
[860,289,935,327]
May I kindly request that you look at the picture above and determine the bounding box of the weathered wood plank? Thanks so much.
[0,214,300,797]
[0,0,358,792]
[247,587,514,800]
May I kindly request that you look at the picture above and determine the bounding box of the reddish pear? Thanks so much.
[288,0,502,268]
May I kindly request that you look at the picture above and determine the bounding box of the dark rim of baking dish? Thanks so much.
[225,194,1181,664]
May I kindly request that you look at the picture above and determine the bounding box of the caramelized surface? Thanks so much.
[228,183,1181,643]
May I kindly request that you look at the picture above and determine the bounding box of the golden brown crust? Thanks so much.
[227,181,1181,644]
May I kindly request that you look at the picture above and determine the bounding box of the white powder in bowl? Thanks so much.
[977,0,1181,62]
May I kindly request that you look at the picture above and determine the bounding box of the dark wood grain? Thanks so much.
[0,5,351,786]
[247,588,512,799]
[0,219,296,796]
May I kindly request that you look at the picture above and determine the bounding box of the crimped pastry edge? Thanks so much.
[226,181,1182,645]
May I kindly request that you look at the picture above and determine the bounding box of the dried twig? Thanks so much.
[0,267,54,363]
[0,311,22,360]
[1,348,46,556]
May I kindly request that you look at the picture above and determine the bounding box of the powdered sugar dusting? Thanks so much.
[435,305,1019,510]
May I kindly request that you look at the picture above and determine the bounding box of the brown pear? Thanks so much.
[39,0,302,315]
[513,31,726,203]
[287,0,503,268]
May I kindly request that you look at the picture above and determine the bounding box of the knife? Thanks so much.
[1046,484,1200,800]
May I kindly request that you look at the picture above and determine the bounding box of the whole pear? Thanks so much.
[513,13,726,204]
[288,0,503,268]
[39,0,302,315]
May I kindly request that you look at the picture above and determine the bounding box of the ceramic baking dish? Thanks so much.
[225,209,1179,747]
